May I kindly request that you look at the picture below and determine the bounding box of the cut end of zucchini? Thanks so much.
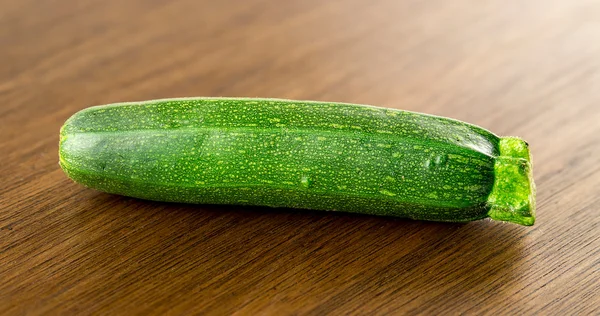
[487,137,536,226]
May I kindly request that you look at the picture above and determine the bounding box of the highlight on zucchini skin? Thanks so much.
[59,98,536,226]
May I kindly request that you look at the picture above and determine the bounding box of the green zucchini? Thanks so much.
[59,98,536,225]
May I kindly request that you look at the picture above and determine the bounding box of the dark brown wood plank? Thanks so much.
[1,0,599,314]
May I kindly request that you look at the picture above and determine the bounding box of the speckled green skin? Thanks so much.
[59,98,536,225]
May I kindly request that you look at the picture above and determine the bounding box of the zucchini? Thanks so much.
[59,98,535,225]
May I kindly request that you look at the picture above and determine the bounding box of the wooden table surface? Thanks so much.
[1,0,599,315]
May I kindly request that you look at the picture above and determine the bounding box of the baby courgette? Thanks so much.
[59,98,536,225]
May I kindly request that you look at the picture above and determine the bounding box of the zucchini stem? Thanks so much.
[487,137,536,226]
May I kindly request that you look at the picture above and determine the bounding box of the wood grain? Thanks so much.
[1,0,599,314]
